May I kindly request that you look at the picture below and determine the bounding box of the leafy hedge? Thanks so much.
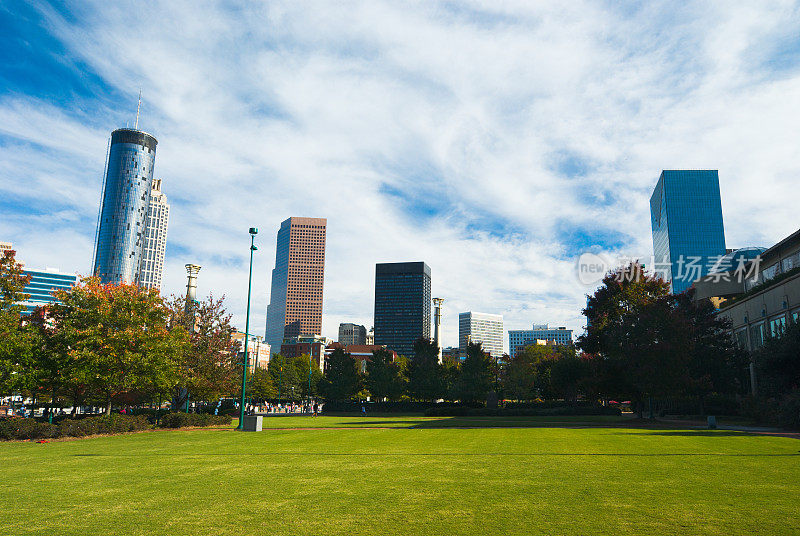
[777,390,800,429]
[0,412,233,440]
[157,412,232,428]
[0,414,151,440]
[424,406,622,417]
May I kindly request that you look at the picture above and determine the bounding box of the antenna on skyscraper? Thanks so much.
[134,89,142,130]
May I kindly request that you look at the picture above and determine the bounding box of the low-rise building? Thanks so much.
[338,323,368,345]
[508,324,572,356]
[442,346,461,361]
[694,228,800,394]
[231,331,271,372]
[20,268,78,314]
[281,335,330,370]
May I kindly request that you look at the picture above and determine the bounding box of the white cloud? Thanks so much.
[1,0,799,352]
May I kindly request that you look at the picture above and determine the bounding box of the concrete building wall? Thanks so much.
[458,311,504,358]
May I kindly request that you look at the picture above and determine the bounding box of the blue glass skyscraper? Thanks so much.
[93,128,157,285]
[650,170,726,293]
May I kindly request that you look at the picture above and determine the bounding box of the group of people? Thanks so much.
[245,402,322,415]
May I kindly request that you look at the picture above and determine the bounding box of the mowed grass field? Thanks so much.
[1,416,799,536]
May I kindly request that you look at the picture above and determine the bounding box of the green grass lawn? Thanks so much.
[1,416,798,535]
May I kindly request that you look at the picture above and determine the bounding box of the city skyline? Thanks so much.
[2,3,800,349]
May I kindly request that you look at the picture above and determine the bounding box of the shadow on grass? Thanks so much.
[637,431,753,437]
[404,417,636,430]
[70,452,800,457]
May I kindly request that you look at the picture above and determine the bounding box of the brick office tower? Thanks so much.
[265,217,327,350]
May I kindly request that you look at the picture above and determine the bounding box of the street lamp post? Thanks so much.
[237,227,258,430]
[308,347,313,414]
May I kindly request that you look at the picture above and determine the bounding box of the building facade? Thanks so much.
[374,262,431,358]
[265,217,327,350]
[508,324,572,356]
[137,178,170,289]
[93,128,158,285]
[458,312,504,358]
[231,331,271,372]
[338,323,368,346]
[650,170,727,293]
[691,228,800,395]
[20,269,78,314]
[280,335,329,370]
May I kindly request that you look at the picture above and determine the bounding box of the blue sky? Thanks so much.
[1,1,800,350]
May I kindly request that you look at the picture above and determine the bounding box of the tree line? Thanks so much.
[4,249,796,421]
[1,249,240,414]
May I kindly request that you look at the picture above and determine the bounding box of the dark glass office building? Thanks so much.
[93,128,157,284]
[650,170,726,293]
[374,262,431,358]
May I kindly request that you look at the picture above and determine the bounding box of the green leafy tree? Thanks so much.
[578,263,675,410]
[440,355,460,401]
[501,344,559,400]
[51,278,189,414]
[0,249,35,396]
[500,351,536,401]
[365,348,406,401]
[549,349,591,401]
[754,320,800,398]
[454,342,493,404]
[319,348,361,401]
[578,262,747,412]
[292,354,324,399]
[248,367,277,400]
[675,291,749,406]
[268,353,301,401]
[407,338,443,401]
[168,295,239,405]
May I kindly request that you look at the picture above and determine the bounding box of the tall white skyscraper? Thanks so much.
[459,312,504,358]
[137,178,170,290]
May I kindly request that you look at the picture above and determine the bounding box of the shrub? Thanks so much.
[54,414,151,437]
[0,414,152,441]
[777,390,800,430]
[158,413,232,428]
[0,412,231,441]
[739,396,780,425]
[0,418,58,440]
